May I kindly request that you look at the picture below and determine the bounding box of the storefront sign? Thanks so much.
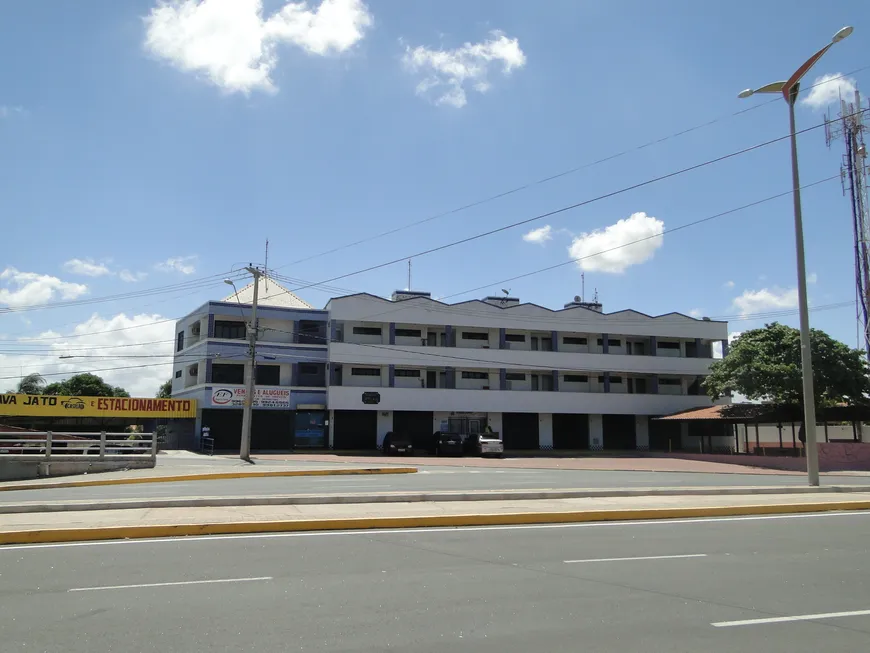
[0,394,196,418]
[210,387,290,408]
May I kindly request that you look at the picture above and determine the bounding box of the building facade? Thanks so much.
[325,291,730,452]
[171,277,329,450]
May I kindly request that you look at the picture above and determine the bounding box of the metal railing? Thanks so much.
[0,432,157,462]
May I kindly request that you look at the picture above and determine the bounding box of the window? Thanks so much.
[542,337,553,351]
[297,320,324,345]
[596,339,622,347]
[351,367,381,376]
[256,365,280,386]
[174,370,182,379]
[461,371,489,379]
[176,332,184,352]
[505,333,526,342]
[352,326,382,336]
[541,374,554,391]
[505,372,525,381]
[188,365,198,377]
[214,320,246,340]
[659,378,682,385]
[395,369,421,377]
[610,376,623,384]
[657,341,681,350]
[299,363,320,375]
[563,337,587,345]
[395,328,422,338]
[564,374,588,383]
[461,332,489,341]
[212,364,244,384]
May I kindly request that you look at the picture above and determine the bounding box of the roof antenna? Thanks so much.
[581,272,585,302]
[264,238,269,292]
[407,259,412,292]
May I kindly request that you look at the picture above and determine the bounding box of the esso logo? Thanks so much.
[212,389,233,405]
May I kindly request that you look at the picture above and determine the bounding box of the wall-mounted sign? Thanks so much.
[210,387,290,408]
[362,391,380,405]
[0,394,196,418]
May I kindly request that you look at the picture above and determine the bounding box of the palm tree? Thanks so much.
[16,373,46,395]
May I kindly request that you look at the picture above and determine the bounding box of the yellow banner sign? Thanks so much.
[0,394,196,419]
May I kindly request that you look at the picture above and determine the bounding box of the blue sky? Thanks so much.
[1,0,869,395]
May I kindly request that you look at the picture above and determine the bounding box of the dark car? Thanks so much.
[431,431,463,456]
[463,433,505,458]
[382,431,414,455]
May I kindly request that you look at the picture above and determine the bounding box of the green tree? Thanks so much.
[43,373,131,398]
[15,373,46,395]
[156,379,172,399]
[703,323,870,407]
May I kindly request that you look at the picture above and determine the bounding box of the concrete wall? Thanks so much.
[0,458,155,482]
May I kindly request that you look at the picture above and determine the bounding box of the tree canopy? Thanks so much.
[15,373,46,394]
[156,379,172,399]
[43,373,130,398]
[703,323,870,407]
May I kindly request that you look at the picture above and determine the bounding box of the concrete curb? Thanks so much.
[2,500,870,545]
[3,484,870,514]
[0,467,417,493]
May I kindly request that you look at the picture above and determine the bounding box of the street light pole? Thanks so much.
[738,25,853,487]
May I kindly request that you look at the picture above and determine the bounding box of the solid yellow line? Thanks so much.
[2,500,869,545]
[0,467,417,492]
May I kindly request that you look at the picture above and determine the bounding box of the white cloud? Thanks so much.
[731,287,798,316]
[63,258,112,278]
[144,0,372,95]
[723,280,735,289]
[522,225,552,245]
[689,308,704,318]
[155,256,197,275]
[120,270,148,283]
[807,272,818,284]
[2,313,175,397]
[0,268,88,308]
[402,30,526,108]
[0,105,24,118]
[801,73,857,110]
[567,212,664,273]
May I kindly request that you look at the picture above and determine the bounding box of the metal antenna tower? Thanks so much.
[825,87,870,357]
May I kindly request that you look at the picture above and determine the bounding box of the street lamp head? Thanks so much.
[832,26,853,43]
[738,88,754,99]
[223,278,235,286]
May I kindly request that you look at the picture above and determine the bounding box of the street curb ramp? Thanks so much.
[2,499,870,546]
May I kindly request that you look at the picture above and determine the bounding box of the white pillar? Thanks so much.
[376,410,393,449]
[589,414,603,451]
[327,410,335,448]
[539,413,553,450]
[487,413,503,439]
[635,415,649,451]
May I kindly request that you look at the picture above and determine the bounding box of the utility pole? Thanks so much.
[239,266,261,462]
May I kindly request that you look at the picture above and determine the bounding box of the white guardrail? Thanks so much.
[0,432,157,462]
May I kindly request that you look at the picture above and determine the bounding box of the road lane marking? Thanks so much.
[712,609,870,628]
[4,511,868,551]
[68,576,273,592]
[565,553,707,564]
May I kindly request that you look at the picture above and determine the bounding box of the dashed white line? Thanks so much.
[68,576,273,592]
[712,609,870,628]
[565,553,707,564]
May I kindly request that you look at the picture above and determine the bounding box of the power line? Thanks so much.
[259,114,858,306]
[272,67,870,272]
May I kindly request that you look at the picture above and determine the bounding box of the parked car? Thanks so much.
[431,431,463,456]
[382,431,414,455]
[464,433,504,458]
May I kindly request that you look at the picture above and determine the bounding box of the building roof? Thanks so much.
[223,275,312,310]
[656,403,870,423]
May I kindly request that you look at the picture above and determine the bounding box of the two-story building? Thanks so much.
[171,276,329,450]
[325,290,729,452]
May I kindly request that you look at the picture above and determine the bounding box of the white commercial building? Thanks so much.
[325,291,730,452]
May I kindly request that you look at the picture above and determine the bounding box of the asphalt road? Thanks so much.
[2,512,869,651]
[2,465,870,503]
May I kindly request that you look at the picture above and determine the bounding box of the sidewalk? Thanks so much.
[2,491,869,545]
